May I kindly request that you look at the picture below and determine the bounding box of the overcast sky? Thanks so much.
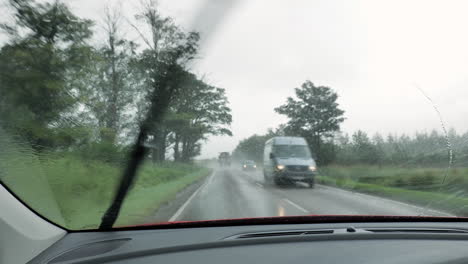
[27,0,468,158]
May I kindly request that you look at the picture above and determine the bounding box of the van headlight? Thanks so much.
[276,165,285,170]
[308,166,317,172]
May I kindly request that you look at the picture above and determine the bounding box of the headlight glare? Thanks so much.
[276,165,285,170]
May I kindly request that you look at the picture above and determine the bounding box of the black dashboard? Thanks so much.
[30,222,468,264]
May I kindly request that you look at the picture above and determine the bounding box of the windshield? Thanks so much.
[0,0,466,231]
[274,145,311,159]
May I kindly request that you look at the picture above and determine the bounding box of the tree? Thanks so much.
[351,130,379,164]
[0,0,94,149]
[335,132,352,164]
[168,73,232,162]
[372,132,386,166]
[233,134,268,164]
[132,0,200,162]
[331,128,465,167]
[232,129,281,164]
[275,80,345,165]
[79,5,138,145]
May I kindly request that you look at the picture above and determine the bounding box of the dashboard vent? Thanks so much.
[365,228,468,234]
[234,229,334,239]
[229,227,468,240]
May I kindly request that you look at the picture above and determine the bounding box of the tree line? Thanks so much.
[0,0,232,163]
[234,80,463,167]
[334,128,467,167]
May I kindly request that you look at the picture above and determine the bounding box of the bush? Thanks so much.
[357,176,380,184]
[408,172,436,187]
[392,177,406,187]
[321,165,466,190]
[75,142,127,164]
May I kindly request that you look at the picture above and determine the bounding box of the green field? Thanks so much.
[317,165,468,216]
[0,150,210,230]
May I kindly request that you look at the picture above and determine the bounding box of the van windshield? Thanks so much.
[273,145,311,159]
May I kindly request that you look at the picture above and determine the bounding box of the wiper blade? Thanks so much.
[98,136,147,230]
[99,65,177,230]
[98,0,238,230]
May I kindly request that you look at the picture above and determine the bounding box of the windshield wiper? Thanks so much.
[98,65,178,230]
[98,0,239,230]
[99,54,197,230]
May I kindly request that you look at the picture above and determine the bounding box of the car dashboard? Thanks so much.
[28,220,468,264]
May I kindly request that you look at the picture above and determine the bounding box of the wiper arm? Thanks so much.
[99,67,177,230]
[98,0,238,230]
[98,132,148,230]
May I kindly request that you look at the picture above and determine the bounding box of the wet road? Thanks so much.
[166,168,451,222]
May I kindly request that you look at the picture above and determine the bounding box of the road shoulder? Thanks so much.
[147,171,213,223]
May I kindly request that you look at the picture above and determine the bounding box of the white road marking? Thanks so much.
[255,182,263,188]
[169,171,215,221]
[283,198,309,213]
[208,172,215,185]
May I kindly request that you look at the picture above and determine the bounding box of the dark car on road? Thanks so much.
[242,160,257,171]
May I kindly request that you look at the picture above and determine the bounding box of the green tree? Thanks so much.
[232,129,281,164]
[351,130,379,164]
[331,129,465,167]
[168,74,232,162]
[0,0,93,149]
[335,132,352,164]
[132,0,200,162]
[233,134,268,164]
[372,132,386,166]
[275,80,345,165]
[79,5,138,145]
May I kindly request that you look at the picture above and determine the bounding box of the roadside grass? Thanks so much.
[1,140,211,230]
[320,166,468,187]
[114,167,210,228]
[317,165,468,216]
[0,151,67,226]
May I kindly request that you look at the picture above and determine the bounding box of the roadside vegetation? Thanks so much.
[317,166,468,216]
[233,80,468,215]
[0,136,211,229]
[0,0,228,229]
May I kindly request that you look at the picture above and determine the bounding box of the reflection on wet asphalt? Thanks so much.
[174,168,451,222]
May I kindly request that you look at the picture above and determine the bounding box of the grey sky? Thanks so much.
[40,0,468,157]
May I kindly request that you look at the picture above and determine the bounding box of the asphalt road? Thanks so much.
[155,168,451,223]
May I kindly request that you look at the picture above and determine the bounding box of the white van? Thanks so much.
[263,136,317,188]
